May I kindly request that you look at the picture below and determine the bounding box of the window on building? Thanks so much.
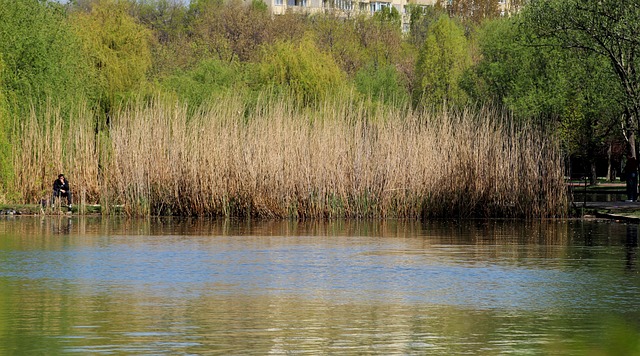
[370,2,389,14]
[337,0,353,11]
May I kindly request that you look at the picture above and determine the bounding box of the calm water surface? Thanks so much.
[0,217,639,355]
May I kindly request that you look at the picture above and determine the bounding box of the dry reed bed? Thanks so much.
[15,98,567,218]
[14,104,100,204]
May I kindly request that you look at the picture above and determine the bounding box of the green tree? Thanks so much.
[312,14,365,77]
[413,15,471,110]
[355,11,403,70]
[355,63,409,106]
[132,0,188,44]
[0,0,90,114]
[161,58,247,110]
[256,35,348,106]
[556,53,623,183]
[467,17,561,118]
[130,0,193,76]
[192,0,272,63]
[524,0,640,157]
[407,4,446,48]
[70,0,153,123]
[468,17,624,183]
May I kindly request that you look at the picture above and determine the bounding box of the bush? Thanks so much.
[256,35,349,106]
[160,58,247,110]
[355,63,409,107]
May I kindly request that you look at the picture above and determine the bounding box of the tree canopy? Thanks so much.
[524,0,640,156]
[413,15,471,109]
[70,0,153,112]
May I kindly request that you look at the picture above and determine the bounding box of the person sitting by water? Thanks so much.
[52,174,72,209]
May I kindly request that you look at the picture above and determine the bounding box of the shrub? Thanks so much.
[355,63,409,107]
[256,35,349,106]
[160,58,247,111]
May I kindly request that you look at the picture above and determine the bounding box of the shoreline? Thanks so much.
[3,202,640,222]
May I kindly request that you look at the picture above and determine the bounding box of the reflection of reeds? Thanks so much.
[15,96,567,218]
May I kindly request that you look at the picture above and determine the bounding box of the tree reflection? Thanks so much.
[626,223,638,272]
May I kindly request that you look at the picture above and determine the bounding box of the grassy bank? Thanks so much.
[10,96,567,218]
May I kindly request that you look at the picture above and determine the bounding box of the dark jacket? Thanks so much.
[53,178,70,193]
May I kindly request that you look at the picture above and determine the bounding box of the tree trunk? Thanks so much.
[590,161,597,185]
[607,142,613,181]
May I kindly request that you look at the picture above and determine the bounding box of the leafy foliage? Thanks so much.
[192,0,272,63]
[311,15,365,77]
[355,63,408,106]
[413,15,471,110]
[355,12,404,70]
[130,0,193,76]
[468,16,625,181]
[524,0,640,155]
[0,0,635,202]
[0,0,90,114]
[70,0,153,114]
[467,17,560,118]
[256,35,349,106]
[160,58,247,110]
[407,4,446,48]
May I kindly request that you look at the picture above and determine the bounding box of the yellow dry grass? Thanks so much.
[14,96,567,218]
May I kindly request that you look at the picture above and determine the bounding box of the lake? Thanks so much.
[1,217,639,355]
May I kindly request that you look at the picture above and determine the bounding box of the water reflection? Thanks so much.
[50,216,73,235]
[0,217,639,355]
[626,224,638,272]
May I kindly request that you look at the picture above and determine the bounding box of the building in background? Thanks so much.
[268,0,517,30]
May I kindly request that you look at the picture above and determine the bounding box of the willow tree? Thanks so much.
[524,0,640,157]
[70,0,153,127]
[412,15,471,110]
[257,35,348,106]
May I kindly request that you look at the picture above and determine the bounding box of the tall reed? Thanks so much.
[14,96,567,218]
[13,103,99,204]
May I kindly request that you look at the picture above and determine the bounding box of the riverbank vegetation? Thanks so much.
[17,96,566,218]
[1,0,634,217]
